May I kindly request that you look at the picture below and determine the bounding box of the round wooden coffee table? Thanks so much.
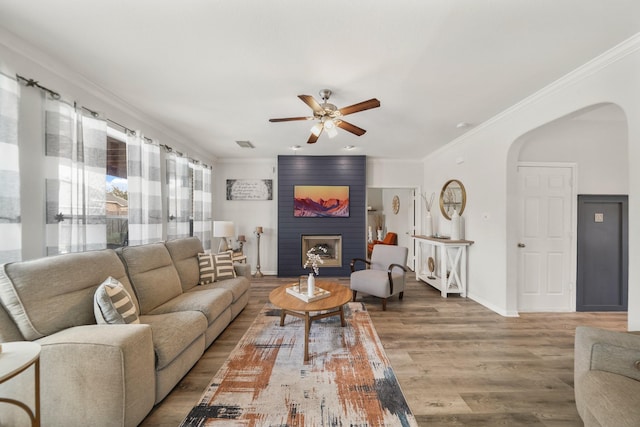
[269,281,352,362]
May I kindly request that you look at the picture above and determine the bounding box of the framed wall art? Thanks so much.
[294,185,349,217]
[226,179,273,200]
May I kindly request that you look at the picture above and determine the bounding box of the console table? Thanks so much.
[412,235,474,297]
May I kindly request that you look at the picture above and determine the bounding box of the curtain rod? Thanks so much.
[16,74,60,99]
[16,73,211,169]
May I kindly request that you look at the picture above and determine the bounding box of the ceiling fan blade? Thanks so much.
[269,116,314,122]
[338,98,381,116]
[298,95,324,114]
[307,127,322,144]
[336,120,366,136]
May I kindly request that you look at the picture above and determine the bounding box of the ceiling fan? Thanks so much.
[269,89,381,144]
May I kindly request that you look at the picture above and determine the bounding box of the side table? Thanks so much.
[0,341,41,426]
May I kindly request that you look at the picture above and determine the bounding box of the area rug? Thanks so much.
[180,302,418,426]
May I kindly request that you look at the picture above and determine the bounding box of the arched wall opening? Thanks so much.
[505,102,629,314]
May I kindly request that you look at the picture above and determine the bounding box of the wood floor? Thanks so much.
[140,276,627,426]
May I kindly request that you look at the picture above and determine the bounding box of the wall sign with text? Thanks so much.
[226,179,273,200]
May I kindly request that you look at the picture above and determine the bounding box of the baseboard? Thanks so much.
[467,292,520,317]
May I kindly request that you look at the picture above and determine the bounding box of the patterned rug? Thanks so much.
[180,302,418,426]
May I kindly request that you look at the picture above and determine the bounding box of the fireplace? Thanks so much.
[301,235,342,268]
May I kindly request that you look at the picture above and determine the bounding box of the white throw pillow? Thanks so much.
[94,277,140,324]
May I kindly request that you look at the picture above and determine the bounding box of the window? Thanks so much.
[106,127,128,248]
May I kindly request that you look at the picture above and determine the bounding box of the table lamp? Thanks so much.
[213,221,235,253]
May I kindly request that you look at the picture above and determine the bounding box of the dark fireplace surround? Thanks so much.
[278,155,366,277]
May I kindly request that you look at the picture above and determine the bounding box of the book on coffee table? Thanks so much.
[286,285,331,303]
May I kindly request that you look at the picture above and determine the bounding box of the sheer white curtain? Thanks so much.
[127,131,162,246]
[44,99,107,255]
[166,150,191,240]
[192,162,212,250]
[0,74,21,263]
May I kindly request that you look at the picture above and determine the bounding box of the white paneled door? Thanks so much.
[517,164,575,312]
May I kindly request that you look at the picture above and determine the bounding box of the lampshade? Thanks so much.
[213,221,235,238]
[310,122,323,137]
[323,118,336,129]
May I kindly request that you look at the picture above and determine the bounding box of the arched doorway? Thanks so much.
[508,103,629,312]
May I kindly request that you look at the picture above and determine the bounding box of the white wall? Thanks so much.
[381,188,413,250]
[424,33,640,330]
[366,158,424,188]
[517,104,628,194]
[212,159,278,275]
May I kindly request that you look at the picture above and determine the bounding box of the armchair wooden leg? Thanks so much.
[399,291,404,300]
[352,290,357,302]
[382,298,387,311]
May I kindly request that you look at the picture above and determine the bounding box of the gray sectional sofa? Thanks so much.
[0,237,251,426]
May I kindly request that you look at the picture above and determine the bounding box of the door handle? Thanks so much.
[517,243,526,248]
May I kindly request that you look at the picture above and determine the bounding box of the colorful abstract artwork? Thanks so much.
[294,185,349,217]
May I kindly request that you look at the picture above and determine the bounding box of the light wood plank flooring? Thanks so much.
[140,276,627,426]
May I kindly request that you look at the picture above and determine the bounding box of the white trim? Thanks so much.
[468,292,520,318]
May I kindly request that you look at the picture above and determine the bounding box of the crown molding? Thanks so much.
[0,26,215,163]
[424,32,640,162]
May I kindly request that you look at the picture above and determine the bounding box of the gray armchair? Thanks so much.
[574,326,640,426]
[350,245,408,311]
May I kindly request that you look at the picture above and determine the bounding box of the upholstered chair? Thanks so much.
[350,245,408,311]
[367,231,398,257]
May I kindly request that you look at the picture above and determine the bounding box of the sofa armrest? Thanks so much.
[575,326,640,422]
[38,325,155,427]
[234,262,251,278]
[575,326,640,381]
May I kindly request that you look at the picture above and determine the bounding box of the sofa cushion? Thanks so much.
[165,237,204,292]
[140,311,207,370]
[189,276,250,304]
[117,243,183,314]
[149,287,233,325]
[197,253,216,285]
[94,277,140,324]
[0,249,135,340]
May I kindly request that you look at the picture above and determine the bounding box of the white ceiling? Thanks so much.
[1,0,639,160]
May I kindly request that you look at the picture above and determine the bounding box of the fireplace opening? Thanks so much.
[301,235,342,268]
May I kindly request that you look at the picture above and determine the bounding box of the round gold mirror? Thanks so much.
[439,179,466,220]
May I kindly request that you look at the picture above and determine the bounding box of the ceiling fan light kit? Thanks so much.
[269,89,380,144]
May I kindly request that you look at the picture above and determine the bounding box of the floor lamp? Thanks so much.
[254,226,264,277]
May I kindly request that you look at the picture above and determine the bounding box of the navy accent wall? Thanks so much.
[278,155,366,277]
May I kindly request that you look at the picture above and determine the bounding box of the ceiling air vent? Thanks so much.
[236,140,255,149]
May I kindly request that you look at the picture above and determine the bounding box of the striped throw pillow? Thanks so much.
[94,277,140,324]
[198,252,216,285]
[213,250,237,281]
